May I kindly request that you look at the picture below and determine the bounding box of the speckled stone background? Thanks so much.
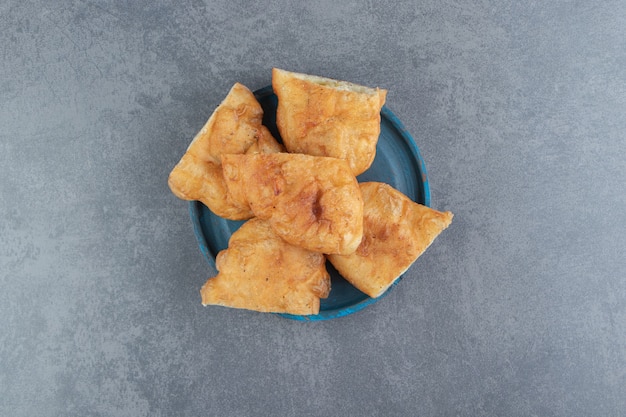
[1,1,625,416]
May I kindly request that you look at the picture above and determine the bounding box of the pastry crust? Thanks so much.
[328,182,453,298]
[200,218,330,315]
[272,68,387,176]
[168,152,251,219]
[222,153,364,255]
[168,82,284,220]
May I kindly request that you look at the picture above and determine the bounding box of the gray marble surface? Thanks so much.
[2,1,625,416]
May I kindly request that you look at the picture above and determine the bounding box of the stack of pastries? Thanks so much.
[168,68,453,316]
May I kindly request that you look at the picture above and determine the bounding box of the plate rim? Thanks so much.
[189,85,431,321]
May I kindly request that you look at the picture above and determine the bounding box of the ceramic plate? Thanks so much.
[190,86,430,321]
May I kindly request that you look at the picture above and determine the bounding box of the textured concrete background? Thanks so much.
[1,1,625,416]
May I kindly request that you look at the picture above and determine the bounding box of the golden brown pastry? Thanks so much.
[272,68,387,176]
[222,153,364,255]
[168,152,251,219]
[200,218,331,315]
[168,82,284,220]
[328,182,453,298]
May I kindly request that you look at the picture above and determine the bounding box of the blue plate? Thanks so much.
[190,86,430,321]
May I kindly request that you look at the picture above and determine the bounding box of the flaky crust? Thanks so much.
[200,218,331,315]
[168,82,284,220]
[222,153,364,255]
[272,68,387,176]
[328,182,453,298]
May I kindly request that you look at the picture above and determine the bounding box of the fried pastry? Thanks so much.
[222,153,364,255]
[168,82,284,220]
[328,182,453,298]
[200,218,331,315]
[168,152,251,219]
[272,67,387,176]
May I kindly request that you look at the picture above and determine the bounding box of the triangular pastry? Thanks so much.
[328,182,453,298]
[168,82,283,220]
[200,218,331,315]
[272,68,387,176]
[221,153,364,255]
